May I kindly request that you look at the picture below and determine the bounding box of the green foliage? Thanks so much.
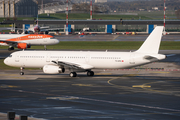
[0,18,5,22]
[1,41,180,51]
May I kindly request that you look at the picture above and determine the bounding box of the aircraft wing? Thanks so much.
[40,26,50,29]
[52,60,94,70]
[0,40,18,46]
[0,40,17,45]
[45,28,65,31]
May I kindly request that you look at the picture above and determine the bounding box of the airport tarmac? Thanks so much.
[0,51,180,120]
[0,35,180,120]
[55,34,180,41]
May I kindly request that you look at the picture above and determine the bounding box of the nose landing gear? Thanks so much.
[20,67,24,75]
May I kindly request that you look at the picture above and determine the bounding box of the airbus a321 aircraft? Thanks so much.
[0,34,59,50]
[4,26,166,77]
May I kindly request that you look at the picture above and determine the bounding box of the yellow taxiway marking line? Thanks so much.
[8,85,18,88]
[72,84,93,87]
[46,96,79,100]
[107,67,142,88]
[0,85,18,88]
[132,85,151,88]
[95,73,112,75]
[139,80,180,96]
[0,74,27,79]
[107,77,120,86]
[152,72,169,74]
[107,75,137,90]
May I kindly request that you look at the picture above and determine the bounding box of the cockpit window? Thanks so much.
[8,55,12,57]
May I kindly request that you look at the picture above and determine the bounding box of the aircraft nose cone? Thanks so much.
[4,58,8,65]
[55,39,59,44]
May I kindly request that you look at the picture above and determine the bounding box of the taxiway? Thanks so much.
[0,58,180,119]
[0,35,180,120]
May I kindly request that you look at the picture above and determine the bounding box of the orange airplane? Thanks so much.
[0,34,59,50]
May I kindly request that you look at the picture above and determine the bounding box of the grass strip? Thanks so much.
[0,59,18,70]
[1,41,180,50]
[22,41,180,50]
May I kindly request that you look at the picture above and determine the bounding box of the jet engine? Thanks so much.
[43,65,65,74]
[17,43,31,49]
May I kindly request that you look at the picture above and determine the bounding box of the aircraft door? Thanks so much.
[44,38,47,42]
[46,53,50,62]
[86,54,90,63]
[15,53,20,62]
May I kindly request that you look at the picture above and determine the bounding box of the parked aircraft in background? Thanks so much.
[23,24,50,34]
[4,26,166,77]
[78,28,89,35]
[13,15,64,34]
[0,34,59,50]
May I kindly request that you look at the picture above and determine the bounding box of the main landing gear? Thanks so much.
[87,71,94,76]
[69,71,94,77]
[69,72,77,77]
[8,47,14,51]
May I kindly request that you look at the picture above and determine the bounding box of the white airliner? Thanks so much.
[4,26,166,77]
[0,34,59,50]
[17,16,64,34]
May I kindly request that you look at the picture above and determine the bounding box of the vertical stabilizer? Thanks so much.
[37,14,38,25]
[136,26,164,54]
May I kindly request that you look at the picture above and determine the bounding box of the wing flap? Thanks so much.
[52,60,94,70]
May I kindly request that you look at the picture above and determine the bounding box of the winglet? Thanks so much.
[135,26,164,54]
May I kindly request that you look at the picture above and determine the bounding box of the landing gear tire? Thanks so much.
[69,72,77,77]
[8,47,14,51]
[87,71,94,76]
[20,72,24,75]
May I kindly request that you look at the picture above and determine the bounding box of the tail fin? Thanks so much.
[136,26,164,54]
[37,14,38,25]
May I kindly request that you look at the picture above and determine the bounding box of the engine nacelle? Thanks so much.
[43,65,65,74]
[17,43,30,49]
[17,43,27,49]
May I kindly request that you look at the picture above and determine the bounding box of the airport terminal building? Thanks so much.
[0,0,38,18]
[5,19,179,34]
